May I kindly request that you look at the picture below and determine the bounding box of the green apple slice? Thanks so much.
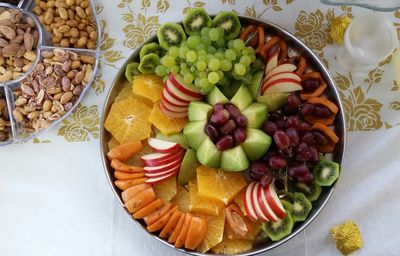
[188,101,213,122]
[242,103,268,129]
[257,93,289,112]
[196,137,221,168]
[183,120,207,150]
[249,70,264,99]
[242,128,272,161]
[221,145,249,172]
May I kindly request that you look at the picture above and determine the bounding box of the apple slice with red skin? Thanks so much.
[165,79,202,102]
[144,157,182,173]
[163,82,191,104]
[161,100,189,113]
[148,138,181,154]
[141,149,185,166]
[258,183,278,222]
[251,182,270,222]
[263,81,302,95]
[264,182,286,219]
[162,89,188,107]
[262,72,301,93]
[265,51,279,75]
[145,168,179,184]
[168,73,203,98]
[160,101,188,118]
[145,164,181,178]
[265,63,297,81]
[243,182,259,222]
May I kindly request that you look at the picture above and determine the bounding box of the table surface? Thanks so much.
[1,0,400,255]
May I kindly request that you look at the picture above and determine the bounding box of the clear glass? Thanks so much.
[321,0,400,12]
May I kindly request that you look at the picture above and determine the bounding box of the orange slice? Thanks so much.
[104,97,152,144]
[154,177,177,203]
[115,81,135,102]
[148,103,187,135]
[171,185,190,213]
[132,74,164,103]
[211,239,253,254]
[189,180,225,216]
[107,137,120,150]
[233,190,247,216]
[196,211,226,253]
[196,166,247,205]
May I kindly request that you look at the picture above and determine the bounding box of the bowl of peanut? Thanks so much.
[0,0,101,146]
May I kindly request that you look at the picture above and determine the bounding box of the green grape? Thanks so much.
[198,50,207,57]
[179,47,189,58]
[195,44,206,51]
[196,61,207,71]
[199,78,213,91]
[217,70,224,79]
[155,65,167,77]
[186,50,197,63]
[233,39,245,51]
[219,76,229,86]
[190,66,196,72]
[227,40,235,49]
[216,27,225,38]
[184,73,194,84]
[180,63,187,69]
[161,55,175,67]
[187,35,201,48]
[240,55,252,67]
[168,46,179,58]
[220,59,232,72]
[201,36,211,46]
[215,38,225,48]
[214,51,225,60]
[225,49,237,61]
[234,63,246,76]
[208,58,221,71]
[170,66,179,74]
[198,55,207,62]
[198,71,207,78]
[208,71,220,84]
[207,46,217,54]
[245,46,256,55]
[209,28,220,41]
[201,27,210,37]
[180,67,190,76]
[194,77,201,87]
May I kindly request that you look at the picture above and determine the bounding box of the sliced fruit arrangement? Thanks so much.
[104,8,343,255]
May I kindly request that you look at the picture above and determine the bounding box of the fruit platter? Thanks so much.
[0,0,100,146]
[101,9,345,255]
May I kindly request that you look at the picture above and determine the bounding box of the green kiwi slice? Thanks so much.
[291,192,312,222]
[138,53,160,74]
[261,210,294,241]
[125,62,140,84]
[139,42,162,60]
[295,182,322,202]
[313,159,340,186]
[157,22,187,50]
[280,199,293,214]
[212,11,241,40]
[183,8,212,35]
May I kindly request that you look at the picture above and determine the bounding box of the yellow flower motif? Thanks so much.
[58,104,100,142]
[330,15,352,45]
[123,13,160,49]
[295,10,329,51]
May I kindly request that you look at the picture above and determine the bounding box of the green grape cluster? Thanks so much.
[155,27,257,94]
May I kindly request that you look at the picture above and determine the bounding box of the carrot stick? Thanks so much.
[114,171,145,180]
[240,25,256,41]
[107,141,143,161]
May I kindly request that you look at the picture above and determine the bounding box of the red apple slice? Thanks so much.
[159,102,188,118]
[265,182,286,219]
[162,89,188,107]
[145,168,179,184]
[168,73,203,98]
[163,82,191,104]
[258,183,278,222]
[145,163,181,177]
[263,81,302,95]
[141,150,184,166]
[161,100,189,113]
[243,182,258,222]
[148,138,181,154]
[265,51,279,75]
[165,79,201,102]
[265,64,298,81]
[251,182,270,222]
[262,72,301,93]
[144,157,182,173]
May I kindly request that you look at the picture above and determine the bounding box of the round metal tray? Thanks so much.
[0,0,101,146]
[100,16,346,256]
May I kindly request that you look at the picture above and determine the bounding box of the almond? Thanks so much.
[0,25,16,40]
[24,32,34,51]
[2,43,19,57]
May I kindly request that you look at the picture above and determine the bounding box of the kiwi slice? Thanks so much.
[125,62,140,84]
[291,192,312,222]
[138,53,160,74]
[212,11,241,40]
[157,22,187,50]
[183,8,212,35]
[313,159,340,186]
[139,42,162,60]
[296,182,322,202]
[261,211,294,241]
[280,200,293,214]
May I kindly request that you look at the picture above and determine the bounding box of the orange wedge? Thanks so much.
[132,74,164,103]
[104,96,152,144]
[107,137,120,150]
[211,239,253,254]
[196,211,226,253]
[115,81,135,102]
[196,166,247,205]
[148,103,187,135]
[233,189,247,216]
[189,180,225,216]
[171,185,190,213]
[154,177,177,203]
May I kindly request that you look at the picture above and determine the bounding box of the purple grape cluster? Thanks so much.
[204,103,248,151]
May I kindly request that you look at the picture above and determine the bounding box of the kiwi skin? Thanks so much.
[313,159,340,186]
[183,8,212,35]
[138,53,160,74]
[139,42,162,60]
[261,210,294,241]
[157,22,187,50]
[212,11,241,40]
[291,192,312,222]
[125,62,140,84]
[296,182,322,202]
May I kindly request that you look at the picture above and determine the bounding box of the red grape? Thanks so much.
[300,103,314,116]
[210,109,230,126]
[286,127,299,146]
[216,135,234,151]
[309,145,319,163]
[282,104,298,115]
[313,131,328,145]
[224,103,241,118]
[301,131,315,145]
[268,155,287,169]
[273,130,291,149]
[287,116,300,129]
[249,161,269,181]
[297,172,314,184]
[234,127,247,143]
[287,94,300,109]
[204,124,219,142]
[262,121,278,136]
[276,120,288,130]
[313,105,331,118]
[213,103,224,112]
[220,119,236,135]
[302,79,320,92]
[269,112,284,122]
[260,173,273,187]
[288,162,309,178]
[235,115,248,127]
[298,121,311,133]
[295,142,312,161]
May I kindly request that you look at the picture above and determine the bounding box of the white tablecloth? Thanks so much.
[1,0,400,255]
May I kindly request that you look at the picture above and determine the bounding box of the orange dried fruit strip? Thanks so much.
[107,141,143,161]
[124,187,157,213]
[114,177,146,190]
[133,198,164,219]
[121,183,152,203]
